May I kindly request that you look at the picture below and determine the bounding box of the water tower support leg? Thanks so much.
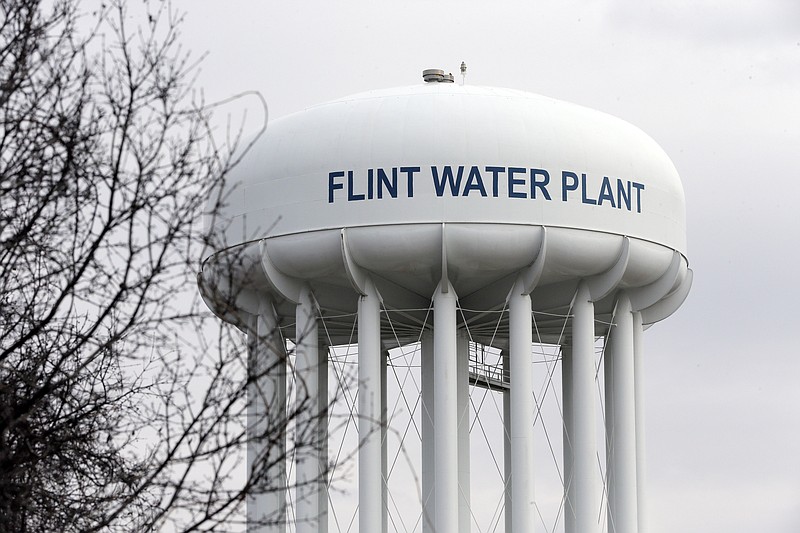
[572,284,600,533]
[605,294,638,533]
[247,301,287,533]
[382,346,389,533]
[456,334,471,531]
[421,333,436,533]
[562,344,575,533]
[633,312,647,533]
[296,287,327,533]
[502,350,512,533]
[604,333,616,530]
[358,280,384,533]
[434,282,459,533]
[317,342,329,533]
[508,286,535,531]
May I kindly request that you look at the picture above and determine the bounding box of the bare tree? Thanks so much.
[0,1,325,531]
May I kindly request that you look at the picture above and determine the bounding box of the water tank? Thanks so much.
[203,82,689,341]
[198,79,692,533]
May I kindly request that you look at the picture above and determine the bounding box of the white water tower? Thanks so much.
[199,69,691,533]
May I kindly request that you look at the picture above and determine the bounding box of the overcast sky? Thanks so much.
[178,2,800,531]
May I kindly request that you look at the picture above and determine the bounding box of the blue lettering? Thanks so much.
[367,169,375,199]
[432,165,464,197]
[581,173,597,205]
[508,167,526,199]
[617,179,631,211]
[463,166,488,197]
[562,171,579,201]
[597,176,616,207]
[485,166,505,197]
[530,169,551,200]
[330,166,643,210]
[328,171,344,203]
[348,170,365,201]
[632,182,645,213]
[377,168,397,199]
[400,166,420,198]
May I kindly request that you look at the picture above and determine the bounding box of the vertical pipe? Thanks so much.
[421,333,436,533]
[382,347,389,533]
[606,294,638,533]
[296,287,325,533]
[358,279,383,533]
[604,331,615,531]
[572,283,600,533]
[247,302,287,533]
[502,350,512,533]
[561,344,575,533]
[317,342,329,533]
[434,281,459,533]
[508,282,535,532]
[456,334,471,532]
[633,312,647,533]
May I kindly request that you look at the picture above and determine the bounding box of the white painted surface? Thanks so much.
[571,283,601,533]
[509,283,536,532]
[606,294,638,533]
[358,280,384,533]
[295,287,326,533]
[212,84,686,255]
[247,302,286,533]
[433,282,459,533]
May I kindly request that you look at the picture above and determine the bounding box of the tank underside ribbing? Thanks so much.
[199,222,690,346]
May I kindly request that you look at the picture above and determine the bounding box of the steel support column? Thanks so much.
[502,350,512,533]
[508,284,535,532]
[562,343,575,533]
[633,311,647,533]
[571,283,601,533]
[247,300,286,533]
[605,293,638,533]
[358,279,384,533]
[296,287,327,533]
[421,333,436,533]
[434,281,459,533]
[456,334,471,532]
[382,346,389,533]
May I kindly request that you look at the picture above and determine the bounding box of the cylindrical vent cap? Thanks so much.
[422,69,455,83]
[422,69,445,82]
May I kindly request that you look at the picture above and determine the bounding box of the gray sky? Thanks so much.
[180,1,800,531]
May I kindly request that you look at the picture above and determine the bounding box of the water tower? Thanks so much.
[198,69,692,533]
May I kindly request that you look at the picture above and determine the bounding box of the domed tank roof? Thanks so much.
[212,83,686,255]
[201,82,692,342]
